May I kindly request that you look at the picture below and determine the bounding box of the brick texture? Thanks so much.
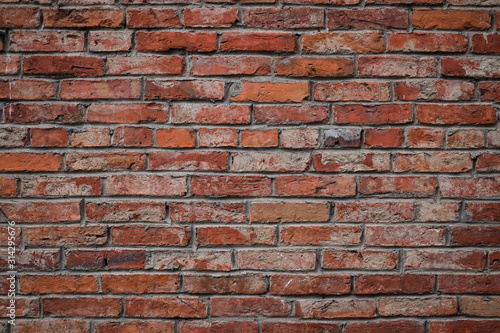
[0,0,498,330]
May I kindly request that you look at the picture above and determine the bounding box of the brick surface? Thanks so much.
[0,0,497,327]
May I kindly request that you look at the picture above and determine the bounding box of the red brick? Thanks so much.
[364,128,403,148]
[86,201,166,222]
[66,250,145,270]
[96,321,173,333]
[16,320,90,333]
[43,297,120,317]
[492,252,500,270]
[10,30,84,52]
[442,57,500,78]
[276,57,353,78]
[24,56,104,77]
[405,250,486,270]
[451,226,500,246]
[231,81,308,103]
[345,321,424,333]
[479,82,500,101]
[334,104,412,124]
[313,152,390,172]
[43,8,123,28]
[150,151,227,171]
[388,33,468,53]
[359,176,437,196]
[355,274,435,294]
[136,31,216,52]
[31,128,69,147]
[281,225,361,246]
[379,297,457,316]
[322,249,398,270]
[191,176,271,197]
[0,6,39,28]
[441,177,499,198]
[151,250,231,271]
[314,82,390,101]
[184,274,266,294]
[4,103,84,124]
[126,297,207,318]
[254,105,328,124]
[303,32,383,54]
[211,297,290,317]
[112,225,190,246]
[447,129,484,148]
[429,320,500,333]
[0,250,58,271]
[438,274,500,294]
[0,177,16,197]
[172,104,250,124]
[87,103,168,123]
[460,296,500,317]
[170,202,248,223]
[465,202,500,222]
[296,299,376,319]
[220,32,297,52]
[328,8,407,29]
[395,80,474,101]
[237,250,316,270]
[244,7,323,29]
[191,56,271,76]
[24,225,106,247]
[197,226,275,246]
[20,176,101,196]
[477,153,500,173]
[406,128,444,148]
[60,79,141,100]
[474,34,500,54]
[275,175,355,197]
[20,275,97,294]
[0,201,80,222]
[0,153,62,172]
[323,128,361,148]
[113,126,152,147]
[181,321,257,333]
[411,9,490,30]
[358,56,437,77]
[89,31,132,52]
[336,202,414,222]
[394,153,473,173]
[262,322,341,333]
[417,104,496,124]
[66,152,145,171]
[107,56,184,75]
[101,274,180,293]
[185,7,238,27]
[0,79,55,100]
[241,129,278,147]
[157,128,195,148]
[232,152,310,172]
[199,128,237,147]
[366,225,445,246]
[251,202,330,222]
[126,8,180,28]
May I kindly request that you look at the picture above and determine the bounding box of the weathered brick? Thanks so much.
[405,250,486,270]
[366,225,445,246]
[72,128,113,147]
[336,202,414,222]
[232,152,310,172]
[107,56,184,75]
[364,128,404,148]
[438,274,500,294]
[477,153,500,172]
[460,296,500,317]
[96,321,173,333]
[150,151,227,171]
[60,79,141,100]
[395,80,474,101]
[86,201,166,222]
[21,176,101,196]
[394,153,473,173]
[66,250,146,270]
[359,176,437,197]
[180,322,257,333]
[101,274,180,293]
[244,7,323,29]
[87,103,168,123]
[137,32,217,52]
[124,297,207,318]
[184,274,266,294]
[231,81,309,103]
[31,128,69,147]
[197,226,276,246]
[379,297,457,316]
[323,249,398,270]
[20,275,97,294]
[411,9,491,30]
[220,32,297,52]
[254,105,328,124]
[313,152,391,172]
[296,299,376,319]
[89,31,132,52]
[328,8,407,30]
[66,152,145,171]
[185,7,238,27]
[237,250,316,270]
[146,80,224,100]
[251,202,330,222]
[429,320,500,333]
[25,225,106,247]
[126,8,181,28]
[388,33,468,53]
[440,177,499,198]
[355,274,435,294]
[10,31,84,52]
[191,56,271,76]
[0,201,80,222]
[170,202,248,223]
[314,82,390,102]
[334,104,413,124]
[4,104,84,124]
[211,297,290,317]
[151,250,231,271]
[358,56,437,77]
[275,175,355,197]
[44,8,123,28]
[111,225,190,246]
[0,6,39,28]
[442,57,500,78]
[192,176,271,197]
[302,32,383,54]
[281,225,361,246]
[276,57,353,77]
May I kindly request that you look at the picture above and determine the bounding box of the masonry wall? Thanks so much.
[0,0,499,332]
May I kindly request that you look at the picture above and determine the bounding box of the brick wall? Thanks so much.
[0,0,499,332]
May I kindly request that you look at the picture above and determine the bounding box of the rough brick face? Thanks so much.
[0,0,498,329]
